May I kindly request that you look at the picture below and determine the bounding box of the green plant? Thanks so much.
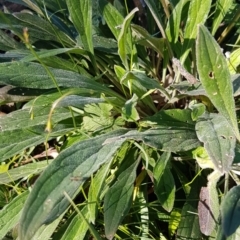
[0,0,240,239]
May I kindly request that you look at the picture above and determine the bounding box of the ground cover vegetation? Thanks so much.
[0,0,240,239]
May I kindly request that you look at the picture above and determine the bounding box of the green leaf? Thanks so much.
[221,185,240,237]
[141,109,195,128]
[18,130,127,240]
[118,7,138,69]
[0,191,29,239]
[0,106,71,131]
[12,13,74,45]
[228,49,240,74]
[166,0,188,51]
[59,206,89,240]
[82,103,122,132]
[105,127,200,152]
[182,0,211,61]
[104,159,139,240]
[196,25,239,140]
[154,152,175,212]
[212,0,233,35]
[0,160,51,184]
[98,0,127,39]
[122,94,140,122]
[196,113,236,173]
[0,29,25,51]
[132,24,165,56]
[169,208,181,237]
[177,176,204,239]
[66,0,93,53]
[0,124,73,162]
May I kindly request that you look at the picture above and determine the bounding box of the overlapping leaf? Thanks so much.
[18,130,127,240]
[196,25,239,140]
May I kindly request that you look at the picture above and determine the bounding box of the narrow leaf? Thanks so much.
[104,159,139,240]
[118,7,138,69]
[196,113,236,173]
[18,130,127,240]
[182,0,211,61]
[66,0,93,53]
[196,25,239,140]
[154,152,175,212]
[0,191,29,239]
[221,185,240,237]
[212,0,233,35]
[0,160,51,184]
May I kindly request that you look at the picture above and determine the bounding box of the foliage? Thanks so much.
[0,0,240,239]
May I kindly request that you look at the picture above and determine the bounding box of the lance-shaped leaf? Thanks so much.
[104,126,200,152]
[196,25,239,140]
[18,130,127,240]
[118,7,138,70]
[66,0,93,54]
[154,152,175,212]
[196,113,236,173]
[182,0,211,61]
[211,0,233,35]
[0,192,29,239]
[221,185,240,237]
[104,159,139,240]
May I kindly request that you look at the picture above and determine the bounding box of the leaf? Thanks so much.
[132,24,165,56]
[212,0,233,35]
[176,176,204,239]
[228,49,240,74]
[104,159,139,240]
[31,211,66,240]
[165,0,188,50]
[105,126,200,152]
[0,124,73,162]
[118,7,138,69]
[154,152,175,212]
[221,185,240,237]
[98,0,125,39]
[82,103,122,132]
[168,208,181,237]
[0,191,29,239]
[198,171,221,236]
[59,206,89,240]
[182,0,211,61]
[4,12,73,45]
[18,130,127,240]
[0,29,25,51]
[196,25,239,140]
[196,113,236,173]
[0,160,51,184]
[0,106,71,131]
[66,0,93,54]
[122,94,140,122]
[141,109,195,128]
[55,95,105,108]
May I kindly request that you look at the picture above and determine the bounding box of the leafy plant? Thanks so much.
[0,0,240,239]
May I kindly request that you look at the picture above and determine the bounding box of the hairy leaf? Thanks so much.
[196,25,239,140]
[196,113,236,173]
[18,130,127,240]
[0,192,29,239]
